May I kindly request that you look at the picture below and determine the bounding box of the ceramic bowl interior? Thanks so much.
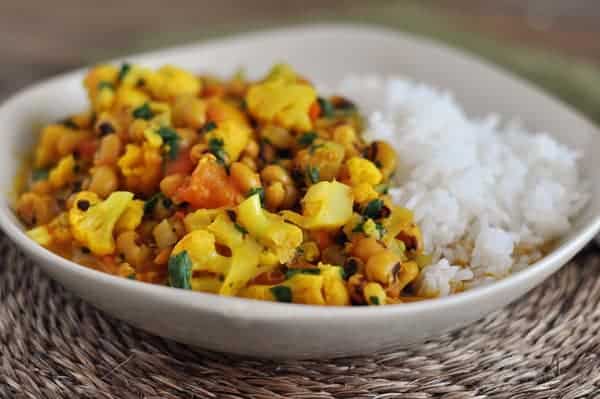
[0,24,599,359]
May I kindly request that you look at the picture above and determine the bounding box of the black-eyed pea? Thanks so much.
[265,182,285,211]
[350,236,385,263]
[347,273,367,305]
[116,231,151,268]
[243,139,260,158]
[160,174,185,198]
[261,164,292,186]
[95,134,122,165]
[240,156,257,171]
[16,192,56,226]
[365,250,402,285]
[88,165,119,198]
[230,162,261,195]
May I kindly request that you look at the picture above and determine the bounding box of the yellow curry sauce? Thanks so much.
[15,63,430,306]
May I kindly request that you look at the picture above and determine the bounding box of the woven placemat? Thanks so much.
[1,234,600,398]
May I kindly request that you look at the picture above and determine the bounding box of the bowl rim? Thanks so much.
[1,22,600,321]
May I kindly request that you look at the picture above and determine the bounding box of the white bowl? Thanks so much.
[1,24,599,359]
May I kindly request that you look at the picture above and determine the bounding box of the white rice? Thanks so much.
[333,75,590,296]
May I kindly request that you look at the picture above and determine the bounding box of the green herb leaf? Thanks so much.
[118,63,131,81]
[127,274,136,280]
[132,103,154,120]
[208,137,228,165]
[157,126,180,159]
[374,183,389,195]
[246,187,265,205]
[297,132,317,147]
[234,223,248,235]
[97,81,114,91]
[285,268,321,280]
[309,143,324,154]
[317,97,334,118]
[375,222,386,238]
[31,168,49,181]
[352,221,365,233]
[270,285,292,302]
[201,121,217,133]
[363,199,384,219]
[61,118,78,129]
[306,166,320,184]
[168,251,192,289]
[144,193,166,214]
[369,296,380,305]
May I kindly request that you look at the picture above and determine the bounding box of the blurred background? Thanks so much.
[2,0,600,121]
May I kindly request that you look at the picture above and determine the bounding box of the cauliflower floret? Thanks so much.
[113,87,149,110]
[382,206,423,253]
[205,119,251,162]
[26,225,52,247]
[246,65,316,131]
[238,263,350,305]
[69,191,133,255]
[237,194,303,263]
[48,155,76,189]
[117,143,163,195]
[84,64,119,112]
[115,199,144,233]
[282,181,353,230]
[183,208,223,232]
[147,65,201,101]
[346,157,382,186]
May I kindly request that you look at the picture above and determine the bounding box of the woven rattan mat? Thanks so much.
[1,234,600,399]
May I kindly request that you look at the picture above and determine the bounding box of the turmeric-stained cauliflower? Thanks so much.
[69,191,133,255]
[246,64,316,131]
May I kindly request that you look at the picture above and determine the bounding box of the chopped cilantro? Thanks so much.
[208,137,228,165]
[97,81,114,91]
[374,183,389,195]
[352,221,365,233]
[246,187,265,204]
[61,118,78,129]
[369,296,380,305]
[297,132,317,147]
[285,268,321,280]
[309,143,324,154]
[144,192,170,214]
[375,222,386,237]
[270,285,292,302]
[157,126,180,159]
[132,103,154,120]
[234,223,248,235]
[317,97,334,118]
[168,251,192,289]
[363,199,384,219]
[342,259,358,280]
[201,121,217,133]
[31,168,49,181]
[306,166,320,184]
[118,63,131,81]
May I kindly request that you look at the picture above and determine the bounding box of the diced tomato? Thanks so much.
[311,230,333,251]
[309,100,321,120]
[202,84,225,98]
[165,148,195,176]
[175,158,241,209]
[77,137,98,161]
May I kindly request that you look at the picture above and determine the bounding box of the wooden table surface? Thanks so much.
[1,0,599,98]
